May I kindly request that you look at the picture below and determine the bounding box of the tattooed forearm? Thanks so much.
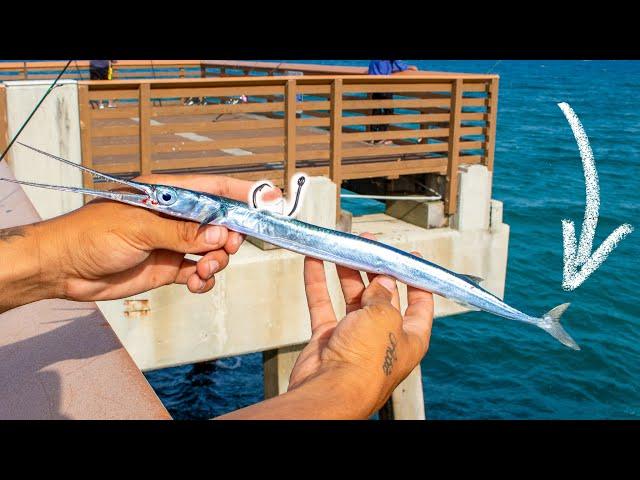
[382,332,398,376]
[0,226,26,243]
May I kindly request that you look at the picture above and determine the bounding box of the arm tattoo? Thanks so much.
[0,226,26,243]
[382,332,398,376]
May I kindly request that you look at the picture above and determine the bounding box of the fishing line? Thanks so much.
[486,59,503,74]
[0,60,72,163]
[74,60,84,80]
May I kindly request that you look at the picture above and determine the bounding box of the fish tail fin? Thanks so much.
[538,303,580,351]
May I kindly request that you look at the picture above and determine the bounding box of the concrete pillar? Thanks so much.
[451,164,492,231]
[4,80,82,220]
[388,365,426,419]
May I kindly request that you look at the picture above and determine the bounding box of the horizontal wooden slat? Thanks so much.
[342,83,452,93]
[153,135,284,153]
[92,162,140,174]
[342,113,450,126]
[152,152,283,169]
[460,126,485,135]
[343,142,448,158]
[151,118,284,134]
[459,141,484,150]
[298,117,330,128]
[89,90,140,100]
[461,112,488,121]
[93,125,139,137]
[94,143,139,156]
[344,128,449,142]
[90,107,139,119]
[461,98,488,107]
[150,85,284,99]
[342,98,451,110]
[151,102,284,116]
[462,83,490,92]
[342,158,448,179]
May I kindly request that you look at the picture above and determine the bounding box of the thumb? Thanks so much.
[361,275,397,308]
[144,216,229,253]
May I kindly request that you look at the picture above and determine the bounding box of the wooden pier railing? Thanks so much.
[78,73,498,214]
[0,60,204,82]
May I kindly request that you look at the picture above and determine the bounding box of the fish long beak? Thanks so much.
[0,142,155,206]
[0,177,151,206]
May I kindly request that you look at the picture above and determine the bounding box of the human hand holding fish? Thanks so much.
[0,173,280,313]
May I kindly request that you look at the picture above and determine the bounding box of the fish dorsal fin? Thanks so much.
[459,274,484,285]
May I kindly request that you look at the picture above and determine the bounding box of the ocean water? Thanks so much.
[145,60,640,419]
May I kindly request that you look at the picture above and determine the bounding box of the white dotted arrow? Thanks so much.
[558,102,634,291]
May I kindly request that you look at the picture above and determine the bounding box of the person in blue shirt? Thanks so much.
[367,60,419,144]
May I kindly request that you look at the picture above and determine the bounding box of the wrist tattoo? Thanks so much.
[382,332,398,376]
[0,226,26,243]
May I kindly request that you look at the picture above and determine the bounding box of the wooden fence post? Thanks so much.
[445,78,463,215]
[484,77,499,172]
[284,79,297,190]
[330,78,343,216]
[77,84,94,194]
[139,83,152,176]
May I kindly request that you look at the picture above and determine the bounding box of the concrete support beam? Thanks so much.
[389,365,426,419]
[386,200,446,229]
[4,80,83,220]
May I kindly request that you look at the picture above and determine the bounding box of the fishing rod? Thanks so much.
[0,60,72,163]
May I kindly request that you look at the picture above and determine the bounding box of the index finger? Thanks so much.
[134,174,257,203]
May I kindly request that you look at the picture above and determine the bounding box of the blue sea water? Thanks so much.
[145,60,640,419]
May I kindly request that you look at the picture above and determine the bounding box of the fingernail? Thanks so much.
[197,278,206,291]
[207,260,219,277]
[204,226,222,245]
[377,276,396,292]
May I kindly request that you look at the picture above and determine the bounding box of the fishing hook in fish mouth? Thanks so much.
[249,173,308,218]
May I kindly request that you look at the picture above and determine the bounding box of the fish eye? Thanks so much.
[156,187,177,206]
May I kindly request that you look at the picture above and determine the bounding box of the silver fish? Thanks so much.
[1,142,579,350]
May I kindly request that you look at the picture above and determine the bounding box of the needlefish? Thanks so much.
[1,143,579,350]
